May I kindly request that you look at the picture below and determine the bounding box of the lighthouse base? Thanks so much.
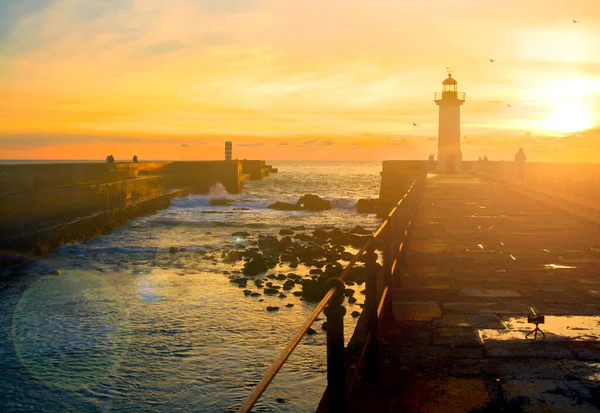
[437,153,462,173]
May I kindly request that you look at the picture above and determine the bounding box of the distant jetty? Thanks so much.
[0,160,274,254]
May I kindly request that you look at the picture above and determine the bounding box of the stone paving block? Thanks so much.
[400,377,492,413]
[439,313,506,329]
[485,341,575,359]
[501,379,600,412]
[495,359,577,380]
[461,288,522,298]
[560,360,600,382]
[393,301,441,322]
[569,342,600,361]
[443,301,531,315]
[431,326,483,348]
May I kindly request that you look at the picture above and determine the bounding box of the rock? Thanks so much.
[267,201,298,211]
[343,288,355,297]
[348,296,357,304]
[243,290,253,296]
[259,299,264,302]
[232,231,250,237]
[223,251,241,263]
[291,225,306,230]
[264,288,279,295]
[356,198,378,214]
[276,398,287,404]
[309,268,323,275]
[289,262,298,268]
[302,279,328,302]
[345,280,355,286]
[286,303,294,308]
[49,269,62,276]
[279,229,294,235]
[210,198,233,206]
[321,321,327,330]
[306,327,317,335]
[268,194,332,211]
[351,225,372,235]
[266,306,280,312]
[297,194,331,211]
[283,279,295,288]
[169,246,179,254]
[243,256,269,275]
[232,207,251,211]
[293,291,303,297]
[278,293,287,298]
[251,292,261,297]
[276,273,287,280]
[351,311,361,318]
[267,274,277,279]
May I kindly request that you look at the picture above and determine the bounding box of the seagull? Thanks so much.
[412,122,418,126]
[573,19,579,23]
[507,104,513,108]
[489,58,496,63]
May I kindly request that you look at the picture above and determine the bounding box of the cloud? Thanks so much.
[180,143,190,147]
[136,40,186,59]
[302,140,317,145]
[278,142,289,146]
[237,142,264,147]
[319,139,335,146]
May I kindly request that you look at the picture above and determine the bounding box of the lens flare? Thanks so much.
[12,270,130,390]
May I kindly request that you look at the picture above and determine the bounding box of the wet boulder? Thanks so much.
[351,311,361,318]
[267,201,298,211]
[264,288,279,295]
[301,278,328,302]
[266,306,280,312]
[279,229,294,236]
[351,225,372,235]
[296,194,331,211]
[242,256,269,275]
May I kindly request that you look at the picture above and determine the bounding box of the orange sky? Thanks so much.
[1,0,600,161]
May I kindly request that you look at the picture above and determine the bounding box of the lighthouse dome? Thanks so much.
[442,74,457,85]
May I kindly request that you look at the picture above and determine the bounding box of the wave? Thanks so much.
[170,194,359,211]
[148,219,268,229]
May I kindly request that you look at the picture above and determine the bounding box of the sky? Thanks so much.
[1,0,600,161]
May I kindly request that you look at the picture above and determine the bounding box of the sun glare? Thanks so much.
[539,100,595,134]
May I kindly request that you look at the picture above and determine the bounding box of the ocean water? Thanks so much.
[0,161,382,413]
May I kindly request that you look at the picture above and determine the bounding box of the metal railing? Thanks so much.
[434,91,466,102]
[238,173,426,413]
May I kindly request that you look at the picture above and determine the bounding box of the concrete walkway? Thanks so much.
[349,173,600,413]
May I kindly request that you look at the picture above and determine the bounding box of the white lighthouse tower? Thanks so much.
[434,72,465,172]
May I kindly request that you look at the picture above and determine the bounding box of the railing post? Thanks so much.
[324,278,347,413]
[381,225,396,323]
[364,246,381,383]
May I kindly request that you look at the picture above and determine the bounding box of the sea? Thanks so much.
[0,161,383,413]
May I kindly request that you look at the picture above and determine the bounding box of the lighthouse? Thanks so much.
[434,72,465,172]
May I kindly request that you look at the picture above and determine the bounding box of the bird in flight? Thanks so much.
[412,122,418,126]
[573,20,579,23]
[489,58,496,63]
[507,104,513,108]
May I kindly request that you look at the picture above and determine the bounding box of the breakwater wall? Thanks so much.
[378,160,431,217]
[0,160,260,254]
[463,161,600,203]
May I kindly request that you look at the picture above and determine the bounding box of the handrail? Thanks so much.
[237,287,336,412]
[237,173,425,413]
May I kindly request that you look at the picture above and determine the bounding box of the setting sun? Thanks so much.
[539,99,596,134]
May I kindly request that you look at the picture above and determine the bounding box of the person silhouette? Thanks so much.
[133,155,138,163]
[483,155,488,162]
[515,148,526,182]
